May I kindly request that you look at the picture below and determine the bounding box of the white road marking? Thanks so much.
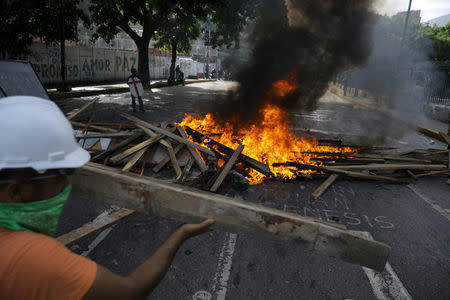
[209,233,238,300]
[352,231,412,300]
[78,208,118,257]
[81,226,114,257]
[407,184,450,221]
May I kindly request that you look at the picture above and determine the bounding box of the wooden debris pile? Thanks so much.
[68,99,449,197]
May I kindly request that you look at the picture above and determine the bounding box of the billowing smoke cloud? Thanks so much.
[214,0,376,127]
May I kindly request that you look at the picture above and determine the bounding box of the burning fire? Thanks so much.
[178,73,356,183]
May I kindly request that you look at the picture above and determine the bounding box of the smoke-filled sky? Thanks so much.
[213,0,376,127]
[376,0,450,22]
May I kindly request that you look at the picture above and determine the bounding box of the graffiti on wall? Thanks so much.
[29,43,202,84]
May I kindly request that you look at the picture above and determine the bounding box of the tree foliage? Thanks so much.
[153,6,202,83]
[0,0,85,58]
[87,0,213,85]
[86,0,260,85]
[207,0,262,49]
[374,14,450,64]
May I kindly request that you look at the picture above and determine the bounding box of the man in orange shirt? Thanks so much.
[0,96,214,300]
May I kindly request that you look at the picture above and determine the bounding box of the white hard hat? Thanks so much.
[0,96,90,172]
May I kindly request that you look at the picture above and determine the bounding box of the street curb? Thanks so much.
[49,79,217,101]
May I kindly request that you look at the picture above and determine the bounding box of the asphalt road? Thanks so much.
[57,81,450,299]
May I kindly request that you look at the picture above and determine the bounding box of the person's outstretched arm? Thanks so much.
[83,219,214,300]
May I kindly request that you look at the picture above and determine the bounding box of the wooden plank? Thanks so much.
[177,126,208,172]
[184,126,272,176]
[122,147,149,172]
[76,132,138,139]
[177,158,194,184]
[406,170,418,180]
[67,97,100,121]
[423,150,448,156]
[56,208,135,247]
[311,174,339,200]
[71,163,391,271]
[417,127,448,144]
[439,132,450,145]
[275,163,407,184]
[160,139,182,177]
[326,168,407,183]
[71,121,118,133]
[327,164,447,171]
[415,169,450,178]
[110,136,162,164]
[210,144,244,192]
[91,131,144,162]
[351,153,432,163]
[120,112,215,156]
[153,143,185,173]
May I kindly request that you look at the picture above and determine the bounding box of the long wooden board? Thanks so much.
[67,97,99,121]
[327,164,446,171]
[120,112,215,156]
[56,208,135,247]
[71,163,391,271]
[71,121,118,133]
[417,127,449,144]
[76,132,138,139]
[122,147,149,172]
[91,132,144,162]
[110,136,162,164]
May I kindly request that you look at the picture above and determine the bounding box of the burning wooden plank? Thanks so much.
[71,162,391,271]
[177,126,208,172]
[210,144,245,192]
[184,126,272,176]
[120,112,215,156]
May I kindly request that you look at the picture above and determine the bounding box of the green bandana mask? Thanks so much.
[0,184,71,236]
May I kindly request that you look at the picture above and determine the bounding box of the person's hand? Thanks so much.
[179,219,215,239]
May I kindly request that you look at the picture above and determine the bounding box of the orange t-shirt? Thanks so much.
[0,226,97,300]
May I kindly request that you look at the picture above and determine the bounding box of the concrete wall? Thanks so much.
[28,43,207,85]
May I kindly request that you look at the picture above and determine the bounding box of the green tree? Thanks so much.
[0,0,83,58]
[86,0,260,86]
[207,0,261,49]
[1,0,85,90]
[87,0,214,86]
[154,7,201,84]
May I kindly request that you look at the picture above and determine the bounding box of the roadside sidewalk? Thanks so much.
[329,83,450,122]
[48,78,217,100]
[328,84,448,134]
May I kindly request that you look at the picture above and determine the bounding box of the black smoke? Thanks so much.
[214,0,376,127]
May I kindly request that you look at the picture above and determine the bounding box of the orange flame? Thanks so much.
[178,73,356,183]
[270,70,299,98]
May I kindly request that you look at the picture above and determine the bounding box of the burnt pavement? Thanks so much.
[57,81,449,300]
